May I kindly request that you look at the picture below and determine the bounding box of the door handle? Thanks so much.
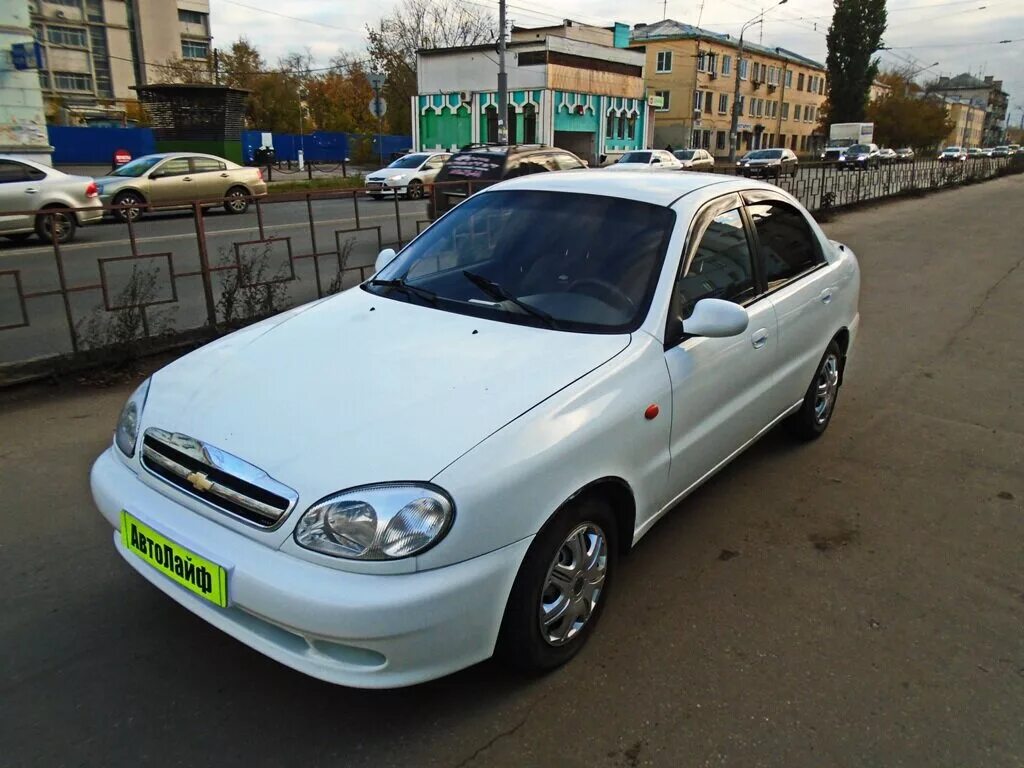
[751,328,769,349]
[220,172,229,177]
[182,176,193,182]
[24,188,38,194]
[819,288,834,304]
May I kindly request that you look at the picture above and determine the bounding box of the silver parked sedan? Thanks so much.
[673,148,716,171]
[95,152,268,222]
[0,156,102,244]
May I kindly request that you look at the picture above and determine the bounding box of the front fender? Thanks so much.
[416,333,673,570]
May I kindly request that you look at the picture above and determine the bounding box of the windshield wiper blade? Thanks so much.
[368,278,439,306]
[461,270,559,329]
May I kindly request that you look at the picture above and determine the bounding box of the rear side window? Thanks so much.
[551,152,585,170]
[0,161,28,183]
[676,208,757,318]
[436,152,506,181]
[747,201,823,288]
[504,155,549,178]
[192,157,226,172]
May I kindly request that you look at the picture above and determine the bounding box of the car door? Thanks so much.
[0,160,48,231]
[419,154,449,183]
[189,156,229,201]
[663,193,780,499]
[743,191,838,415]
[146,157,194,207]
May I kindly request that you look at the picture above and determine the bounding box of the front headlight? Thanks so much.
[294,483,454,560]
[115,378,150,457]
[387,174,407,181]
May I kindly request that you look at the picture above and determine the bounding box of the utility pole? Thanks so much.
[497,0,508,144]
[729,0,787,163]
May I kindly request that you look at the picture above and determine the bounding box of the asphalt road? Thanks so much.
[1,175,1023,767]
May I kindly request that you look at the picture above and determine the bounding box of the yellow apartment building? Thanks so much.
[942,96,985,148]
[631,20,828,157]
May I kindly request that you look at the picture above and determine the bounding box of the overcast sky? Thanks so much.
[209,0,1024,125]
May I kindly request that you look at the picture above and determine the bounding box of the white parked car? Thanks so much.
[365,152,451,199]
[938,146,967,162]
[606,149,683,171]
[92,171,860,689]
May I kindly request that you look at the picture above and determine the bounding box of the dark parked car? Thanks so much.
[838,143,881,170]
[895,147,915,162]
[428,144,587,220]
[735,148,798,178]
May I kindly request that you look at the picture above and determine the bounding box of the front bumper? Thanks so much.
[91,448,531,688]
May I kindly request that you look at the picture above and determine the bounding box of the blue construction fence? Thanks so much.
[47,125,156,164]
[241,130,412,165]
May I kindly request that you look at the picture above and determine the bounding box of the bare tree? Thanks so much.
[366,0,495,135]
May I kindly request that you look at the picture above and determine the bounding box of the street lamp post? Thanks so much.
[729,0,788,163]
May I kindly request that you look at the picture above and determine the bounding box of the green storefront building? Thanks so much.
[414,22,651,165]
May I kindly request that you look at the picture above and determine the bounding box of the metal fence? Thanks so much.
[0,156,1018,383]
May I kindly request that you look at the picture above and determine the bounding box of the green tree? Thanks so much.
[825,0,888,123]
[868,93,952,149]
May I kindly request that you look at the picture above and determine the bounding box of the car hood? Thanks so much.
[143,289,630,500]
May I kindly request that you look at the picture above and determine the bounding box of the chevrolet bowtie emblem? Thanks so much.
[186,471,214,493]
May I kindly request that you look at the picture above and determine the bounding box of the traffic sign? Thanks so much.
[113,148,132,167]
[369,98,388,118]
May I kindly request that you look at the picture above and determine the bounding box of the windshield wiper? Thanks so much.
[367,278,439,306]
[461,270,559,329]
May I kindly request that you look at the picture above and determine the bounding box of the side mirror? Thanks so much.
[683,298,749,338]
[651,157,661,164]
[374,247,397,274]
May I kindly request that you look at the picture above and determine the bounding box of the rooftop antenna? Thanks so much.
[696,0,706,27]
[759,6,765,44]
[663,0,667,20]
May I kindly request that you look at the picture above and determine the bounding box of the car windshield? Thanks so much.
[674,150,695,160]
[944,147,961,152]
[829,139,857,148]
[365,190,675,333]
[747,150,783,160]
[848,145,872,154]
[387,154,429,169]
[619,151,652,164]
[110,156,162,177]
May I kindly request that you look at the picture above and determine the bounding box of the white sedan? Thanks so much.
[605,149,684,171]
[92,171,860,688]
[364,152,450,199]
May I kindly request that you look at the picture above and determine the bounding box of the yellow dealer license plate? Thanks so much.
[121,510,228,608]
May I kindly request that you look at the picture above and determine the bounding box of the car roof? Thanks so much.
[489,169,778,208]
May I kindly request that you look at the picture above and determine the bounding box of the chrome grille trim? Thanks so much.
[141,428,298,528]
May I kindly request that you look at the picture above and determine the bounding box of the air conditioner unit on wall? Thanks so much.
[459,91,471,104]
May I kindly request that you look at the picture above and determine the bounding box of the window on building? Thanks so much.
[47,0,81,6]
[53,71,92,91]
[797,72,805,91]
[693,89,701,113]
[739,59,748,80]
[485,106,499,142]
[31,23,43,39]
[524,104,537,143]
[707,53,717,74]
[38,71,50,90]
[181,40,209,60]
[618,113,627,139]
[819,78,826,95]
[718,93,728,114]
[606,112,616,139]
[178,9,206,25]
[736,95,745,115]
[800,135,807,151]
[656,51,672,73]
[655,90,670,112]
[85,0,105,22]
[785,69,793,88]
[781,102,789,120]
[47,26,87,47]
[716,130,726,150]
[749,98,756,117]
[626,115,636,140]
[722,55,732,75]
[704,91,714,114]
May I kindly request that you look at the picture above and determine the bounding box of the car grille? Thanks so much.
[141,428,298,527]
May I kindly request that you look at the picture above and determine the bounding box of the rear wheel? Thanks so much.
[35,208,76,244]
[224,186,250,214]
[786,340,842,441]
[496,496,617,673]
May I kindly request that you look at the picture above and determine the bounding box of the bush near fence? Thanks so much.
[0,155,1020,385]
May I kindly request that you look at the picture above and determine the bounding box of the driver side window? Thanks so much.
[154,158,190,177]
[675,208,757,319]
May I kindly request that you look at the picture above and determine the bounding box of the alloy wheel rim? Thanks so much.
[228,191,247,211]
[48,213,70,240]
[814,353,840,425]
[539,522,608,646]
[120,197,140,220]
[409,183,423,198]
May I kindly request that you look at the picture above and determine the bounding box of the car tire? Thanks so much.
[224,186,250,214]
[786,339,843,441]
[406,180,424,199]
[3,232,33,243]
[112,191,145,223]
[35,208,76,245]
[496,495,618,673]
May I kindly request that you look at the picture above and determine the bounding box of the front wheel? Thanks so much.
[224,186,250,214]
[406,180,424,199]
[35,209,76,244]
[112,191,144,222]
[786,340,842,440]
[496,497,617,673]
